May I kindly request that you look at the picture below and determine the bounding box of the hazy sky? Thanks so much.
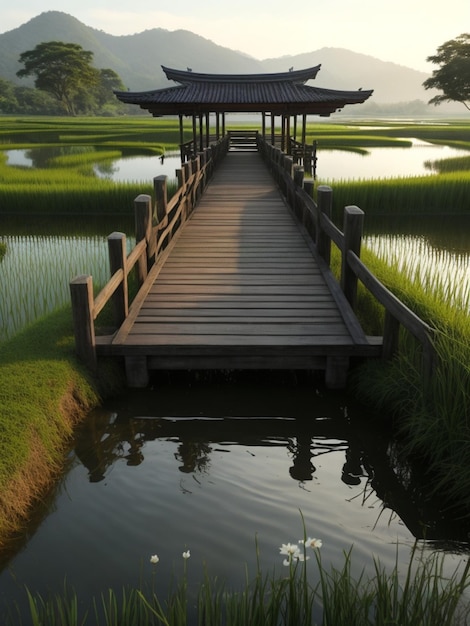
[1,0,468,72]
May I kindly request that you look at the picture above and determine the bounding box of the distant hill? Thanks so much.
[0,10,452,110]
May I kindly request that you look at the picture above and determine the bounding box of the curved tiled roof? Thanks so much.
[161,65,322,85]
[115,66,373,116]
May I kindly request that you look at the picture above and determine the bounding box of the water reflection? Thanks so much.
[69,380,469,544]
[1,375,469,619]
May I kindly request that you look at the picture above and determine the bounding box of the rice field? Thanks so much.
[0,234,135,342]
[364,234,470,312]
[0,116,469,343]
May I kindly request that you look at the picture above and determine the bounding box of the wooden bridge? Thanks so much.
[70,134,434,388]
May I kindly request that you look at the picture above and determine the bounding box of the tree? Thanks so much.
[423,33,470,111]
[17,41,101,115]
[96,69,126,108]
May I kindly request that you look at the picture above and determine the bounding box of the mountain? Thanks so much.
[0,11,448,108]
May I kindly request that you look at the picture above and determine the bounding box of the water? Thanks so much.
[6,138,470,183]
[316,139,470,181]
[1,374,468,620]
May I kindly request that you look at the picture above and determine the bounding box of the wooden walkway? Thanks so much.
[98,150,379,387]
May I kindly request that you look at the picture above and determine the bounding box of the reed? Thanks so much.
[4,538,469,625]
[349,241,470,511]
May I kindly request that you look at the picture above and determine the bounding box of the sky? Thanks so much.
[1,0,469,73]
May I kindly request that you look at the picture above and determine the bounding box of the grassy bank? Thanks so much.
[342,245,470,513]
[0,308,123,549]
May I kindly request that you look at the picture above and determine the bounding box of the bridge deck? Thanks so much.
[99,151,379,386]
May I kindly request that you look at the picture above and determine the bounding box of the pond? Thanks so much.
[5,137,470,183]
[1,373,468,623]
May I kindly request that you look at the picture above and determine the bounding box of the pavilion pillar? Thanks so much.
[281,115,285,152]
[199,114,204,152]
[179,114,184,161]
[262,112,266,139]
[271,113,275,146]
[222,113,226,137]
[216,113,220,140]
[205,112,210,147]
[286,115,291,155]
[293,115,297,143]
[301,114,307,146]
[192,115,197,157]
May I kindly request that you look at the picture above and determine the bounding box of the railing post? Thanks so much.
[293,165,304,220]
[153,175,168,223]
[316,185,333,265]
[341,205,364,309]
[108,232,128,326]
[70,275,97,371]
[134,193,153,280]
[192,155,201,202]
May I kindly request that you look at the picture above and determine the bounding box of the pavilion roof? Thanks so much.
[115,66,373,116]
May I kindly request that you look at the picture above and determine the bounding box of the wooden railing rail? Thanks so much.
[70,135,230,370]
[257,135,436,381]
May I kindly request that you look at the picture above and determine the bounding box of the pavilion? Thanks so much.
[115,64,373,156]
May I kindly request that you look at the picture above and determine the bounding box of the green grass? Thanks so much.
[320,173,470,217]
[0,308,122,546]
[343,241,470,512]
[3,537,469,625]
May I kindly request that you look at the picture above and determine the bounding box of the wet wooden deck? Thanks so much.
[98,151,379,387]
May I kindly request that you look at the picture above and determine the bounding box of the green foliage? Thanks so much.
[16,42,126,116]
[423,33,470,111]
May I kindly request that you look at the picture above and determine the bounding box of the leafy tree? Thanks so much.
[17,41,101,115]
[423,33,470,111]
[0,79,18,113]
[96,68,126,107]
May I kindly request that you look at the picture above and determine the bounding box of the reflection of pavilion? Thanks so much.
[73,412,470,543]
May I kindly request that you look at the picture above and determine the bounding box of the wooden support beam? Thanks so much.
[125,356,149,388]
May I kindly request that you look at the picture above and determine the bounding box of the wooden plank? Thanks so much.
[103,149,376,386]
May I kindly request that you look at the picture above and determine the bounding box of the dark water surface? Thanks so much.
[1,372,468,620]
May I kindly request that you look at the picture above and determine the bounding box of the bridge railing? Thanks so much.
[257,136,436,383]
[70,135,230,370]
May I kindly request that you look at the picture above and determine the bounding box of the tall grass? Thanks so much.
[4,538,469,625]
[0,234,135,342]
[350,237,470,511]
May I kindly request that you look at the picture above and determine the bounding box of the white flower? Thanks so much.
[182,550,190,559]
[279,542,301,563]
[305,537,322,550]
[150,554,159,564]
[283,558,291,567]
[279,542,300,556]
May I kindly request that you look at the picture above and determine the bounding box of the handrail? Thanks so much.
[70,135,230,370]
[256,134,436,383]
